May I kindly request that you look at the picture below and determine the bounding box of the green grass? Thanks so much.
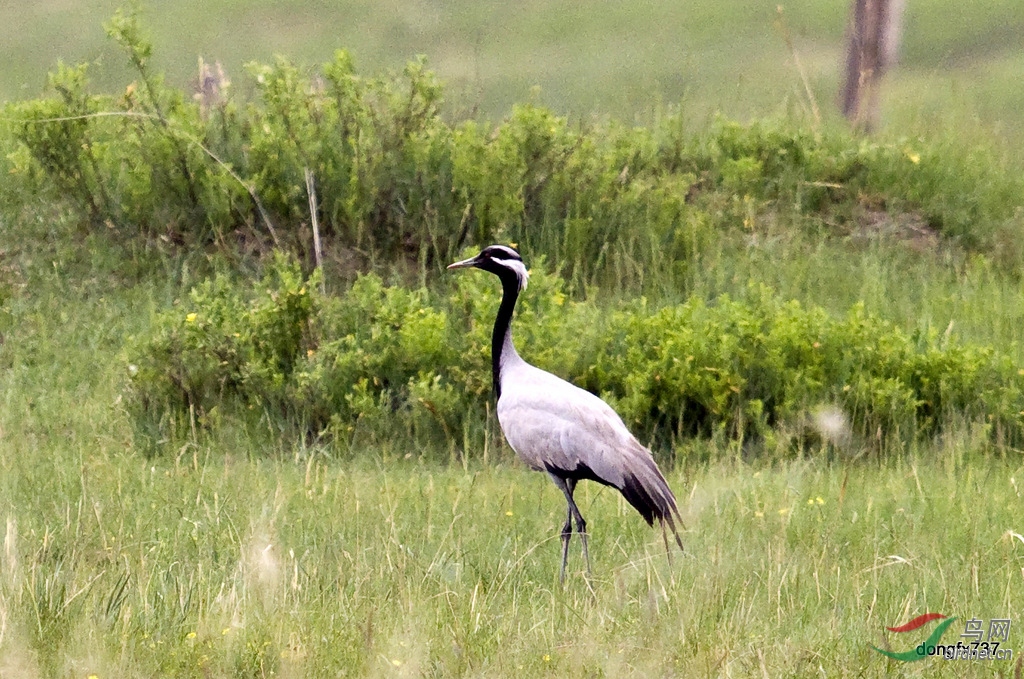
[4,426,1024,675]
[3,0,1023,149]
[1,224,1024,676]
[2,2,1024,674]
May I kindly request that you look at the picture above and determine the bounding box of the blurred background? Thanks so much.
[3,0,1022,144]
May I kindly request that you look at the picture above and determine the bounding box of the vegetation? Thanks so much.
[1,3,1024,677]
[3,0,1023,141]
[7,27,1024,287]
[126,254,1024,458]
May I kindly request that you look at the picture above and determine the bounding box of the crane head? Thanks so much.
[447,245,529,290]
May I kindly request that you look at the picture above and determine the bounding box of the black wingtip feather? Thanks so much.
[620,473,659,526]
[620,471,682,527]
[618,469,685,551]
[545,458,684,549]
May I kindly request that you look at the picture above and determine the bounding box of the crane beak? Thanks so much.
[446,255,479,270]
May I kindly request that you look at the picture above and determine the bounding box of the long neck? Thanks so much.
[492,273,521,400]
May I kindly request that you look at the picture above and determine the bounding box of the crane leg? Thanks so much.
[559,505,572,584]
[551,476,591,582]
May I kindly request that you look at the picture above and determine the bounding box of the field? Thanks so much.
[2,1,1024,677]
[1,272,1022,677]
[3,0,1024,140]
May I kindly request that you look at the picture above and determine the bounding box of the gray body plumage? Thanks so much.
[497,352,679,527]
[449,245,684,579]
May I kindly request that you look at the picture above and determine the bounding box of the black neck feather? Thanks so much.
[491,271,521,400]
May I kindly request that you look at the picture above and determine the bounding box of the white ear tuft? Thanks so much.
[506,259,529,290]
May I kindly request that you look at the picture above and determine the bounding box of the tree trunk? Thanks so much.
[840,0,906,132]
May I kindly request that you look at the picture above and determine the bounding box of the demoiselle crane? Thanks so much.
[448,245,684,581]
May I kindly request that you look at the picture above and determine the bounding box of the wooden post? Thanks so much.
[840,0,905,132]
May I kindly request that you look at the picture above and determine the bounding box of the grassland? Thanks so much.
[2,1,1024,677]
[1,196,1023,676]
[3,0,1024,144]
[6,442,1024,677]
[2,264,1023,677]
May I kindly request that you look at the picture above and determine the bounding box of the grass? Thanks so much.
[2,1,1024,674]
[1,224,1024,676]
[4,428,1024,675]
[2,0,1023,149]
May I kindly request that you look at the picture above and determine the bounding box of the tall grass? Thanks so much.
[3,437,1023,676]
[1,206,1024,675]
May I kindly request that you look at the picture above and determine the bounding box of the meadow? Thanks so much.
[1,269,1022,677]
[3,0,1024,141]
[1,1,1024,677]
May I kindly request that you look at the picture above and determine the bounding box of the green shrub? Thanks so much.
[5,7,1022,291]
[127,258,1024,458]
[127,253,318,437]
[11,62,111,225]
[590,286,1024,449]
[126,251,599,450]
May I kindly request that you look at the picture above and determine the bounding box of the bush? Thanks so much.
[589,286,1024,449]
[126,251,592,451]
[4,7,1022,290]
[127,257,1024,458]
[127,253,318,437]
